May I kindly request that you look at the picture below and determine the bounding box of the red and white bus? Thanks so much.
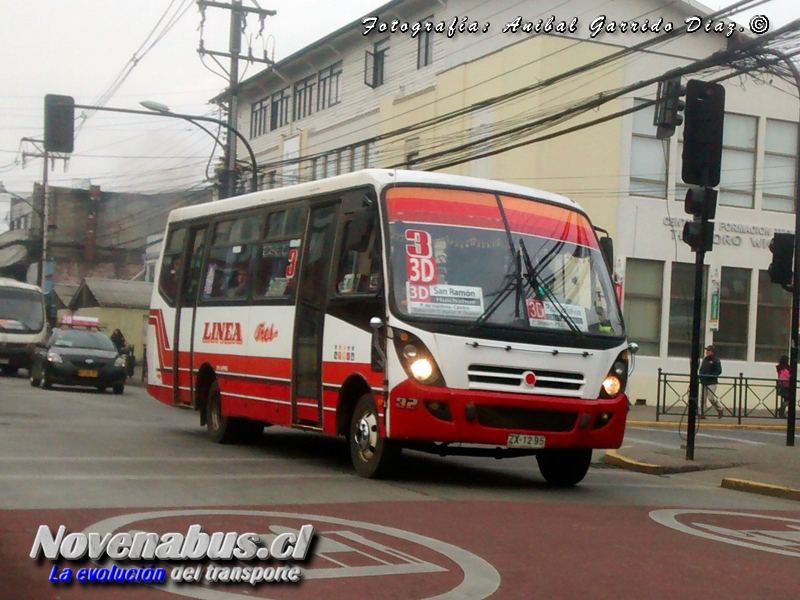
[147,170,632,485]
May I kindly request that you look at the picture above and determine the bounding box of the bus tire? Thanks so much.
[206,380,239,444]
[1,366,18,377]
[112,384,124,395]
[350,394,400,479]
[536,448,592,487]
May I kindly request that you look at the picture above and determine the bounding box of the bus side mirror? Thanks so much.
[599,236,614,273]
[345,208,375,252]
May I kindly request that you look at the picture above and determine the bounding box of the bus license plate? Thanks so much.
[79,370,98,378]
[507,433,545,449]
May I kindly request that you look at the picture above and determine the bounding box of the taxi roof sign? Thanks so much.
[59,315,100,328]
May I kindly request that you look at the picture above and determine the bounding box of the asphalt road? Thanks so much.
[0,374,797,600]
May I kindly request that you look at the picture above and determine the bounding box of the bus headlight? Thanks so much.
[598,350,628,399]
[409,358,434,381]
[602,375,621,397]
[47,352,63,364]
[392,329,445,387]
[114,356,125,367]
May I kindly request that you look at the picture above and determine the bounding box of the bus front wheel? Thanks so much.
[536,448,592,487]
[350,395,400,478]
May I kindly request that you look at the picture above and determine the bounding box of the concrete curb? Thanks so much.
[601,449,742,475]
[720,478,800,503]
[627,420,786,432]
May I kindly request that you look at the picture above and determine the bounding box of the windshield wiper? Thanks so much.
[518,239,583,337]
[470,195,527,329]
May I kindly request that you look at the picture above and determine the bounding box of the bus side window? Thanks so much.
[253,206,306,301]
[159,227,187,305]
[160,254,182,304]
[335,218,382,296]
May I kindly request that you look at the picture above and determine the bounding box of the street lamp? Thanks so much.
[138,101,259,196]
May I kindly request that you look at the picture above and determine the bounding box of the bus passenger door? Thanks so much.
[173,225,207,406]
[292,203,339,427]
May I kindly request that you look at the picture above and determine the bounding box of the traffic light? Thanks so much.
[44,94,75,153]
[682,186,717,253]
[654,77,686,140]
[684,187,717,220]
[682,80,725,187]
[682,220,714,253]
[768,232,794,287]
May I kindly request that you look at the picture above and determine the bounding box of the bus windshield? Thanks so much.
[0,287,45,332]
[386,186,623,337]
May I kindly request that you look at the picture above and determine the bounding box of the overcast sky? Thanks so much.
[0,0,796,230]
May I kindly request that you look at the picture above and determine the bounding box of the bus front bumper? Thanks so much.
[386,380,628,450]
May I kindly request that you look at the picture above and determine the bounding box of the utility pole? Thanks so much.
[197,0,275,198]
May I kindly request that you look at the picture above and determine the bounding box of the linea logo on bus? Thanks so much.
[202,322,243,345]
[254,322,278,343]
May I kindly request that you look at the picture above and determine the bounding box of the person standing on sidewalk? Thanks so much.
[776,355,791,419]
[699,344,724,418]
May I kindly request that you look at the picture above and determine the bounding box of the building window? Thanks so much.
[365,39,389,88]
[623,258,663,356]
[406,152,420,169]
[763,118,797,213]
[312,156,325,180]
[339,148,352,174]
[353,144,366,170]
[718,113,757,208]
[668,262,707,357]
[366,141,377,167]
[293,75,316,121]
[270,88,290,130]
[417,17,433,69]
[630,99,669,198]
[250,97,269,138]
[317,62,342,111]
[715,266,750,360]
[755,269,791,362]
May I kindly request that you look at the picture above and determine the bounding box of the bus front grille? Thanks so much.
[475,405,578,432]
[467,364,584,394]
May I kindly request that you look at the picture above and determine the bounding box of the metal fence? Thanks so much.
[656,369,797,424]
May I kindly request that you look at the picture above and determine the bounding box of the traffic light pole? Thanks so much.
[686,244,705,460]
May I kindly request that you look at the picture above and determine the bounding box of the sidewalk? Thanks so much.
[126,365,147,388]
[603,403,800,502]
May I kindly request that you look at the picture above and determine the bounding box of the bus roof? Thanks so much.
[166,170,583,224]
[0,277,43,293]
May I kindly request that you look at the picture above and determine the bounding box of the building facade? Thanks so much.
[230,0,797,403]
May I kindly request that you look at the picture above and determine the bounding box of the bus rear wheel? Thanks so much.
[206,380,262,445]
[350,394,400,478]
[536,448,592,487]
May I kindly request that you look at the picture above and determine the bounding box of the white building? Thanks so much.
[227,0,798,403]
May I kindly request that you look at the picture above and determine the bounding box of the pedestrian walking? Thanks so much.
[699,344,724,418]
[110,328,126,353]
[776,354,790,419]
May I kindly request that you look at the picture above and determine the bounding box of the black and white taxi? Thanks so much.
[29,316,127,394]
